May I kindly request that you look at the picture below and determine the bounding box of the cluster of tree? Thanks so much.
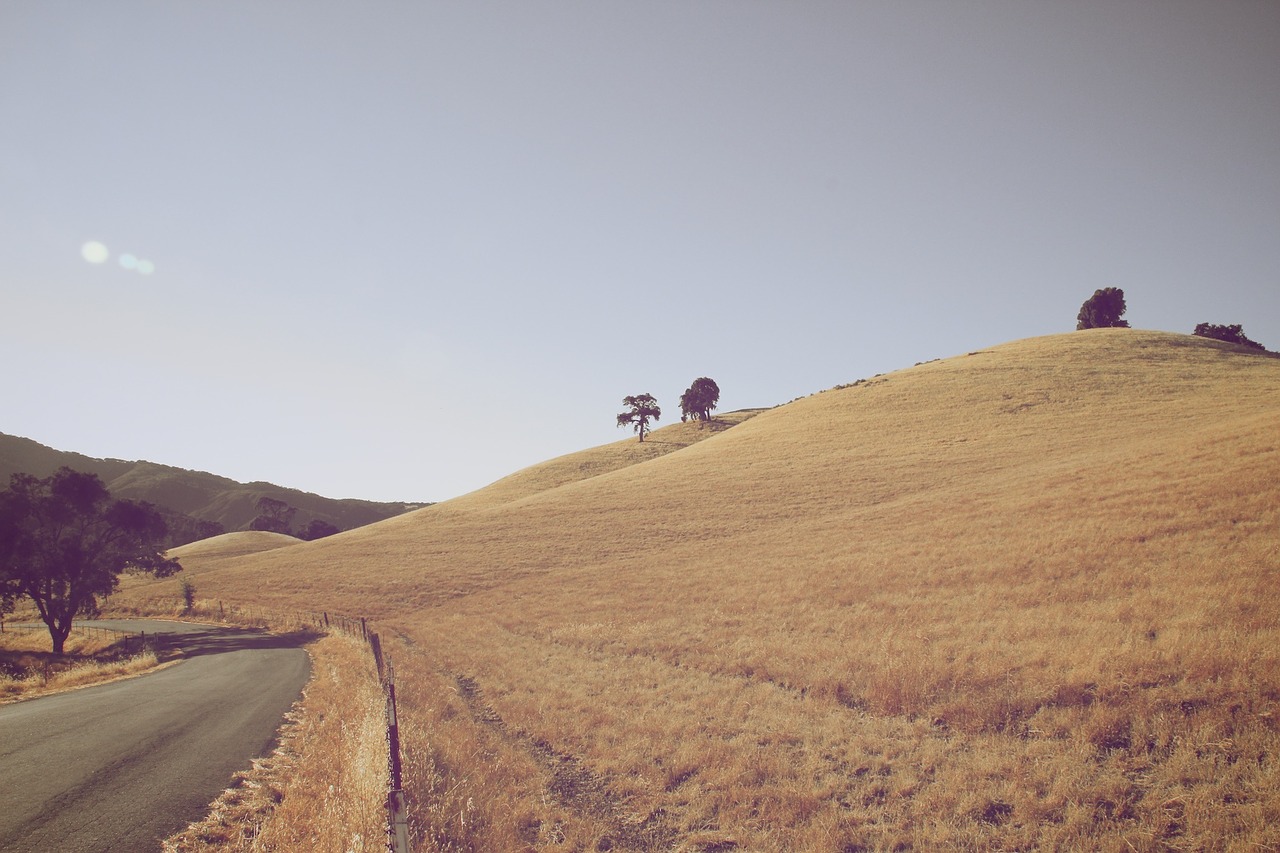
[616,378,722,442]
[0,467,181,654]
[1192,323,1266,351]
[1077,288,1268,351]
[679,377,721,422]
[160,511,225,550]
[249,496,340,540]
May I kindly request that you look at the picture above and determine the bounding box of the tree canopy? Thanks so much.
[1193,323,1266,351]
[1076,287,1131,330]
[679,377,721,422]
[0,467,181,654]
[298,519,341,541]
[250,496,297,534]
[617,393,662,442]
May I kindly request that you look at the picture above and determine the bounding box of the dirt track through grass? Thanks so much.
[453,672,678,851]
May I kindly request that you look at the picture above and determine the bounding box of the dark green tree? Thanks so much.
[617,393,662,442]
[0,519,16,619]
[0,468,181,654]
[1193,323,1266,351]
[158,510,225,549]
[679,377,721,422]
[1076,287,1131,330]
[249,496,297,534]
[298,519,341,541]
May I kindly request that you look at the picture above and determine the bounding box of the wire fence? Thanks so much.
[369,631,410,853]
[0,621,138,644]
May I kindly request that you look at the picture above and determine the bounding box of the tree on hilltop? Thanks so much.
[679,377,721,422]
[617,393,661,442]
[1193,323,1266,351]
[0,467,181,654]
[1076,287,1131,330]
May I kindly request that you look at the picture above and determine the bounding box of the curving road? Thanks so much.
[0,620,311,853]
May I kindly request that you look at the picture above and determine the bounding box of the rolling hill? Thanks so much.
[116,329,1280,851]
[0,434,426,542]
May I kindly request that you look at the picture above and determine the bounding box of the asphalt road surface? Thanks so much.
[0,620,311,853]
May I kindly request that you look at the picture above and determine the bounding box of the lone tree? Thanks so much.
[1076,287,1131,330]
[249,496,297,535]
[679,377,721,422]
[0,468,181,654]
[617,393,662,442]
[1193,323,1266,351]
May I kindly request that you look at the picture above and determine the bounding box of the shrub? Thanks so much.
[1192,323,1266,351]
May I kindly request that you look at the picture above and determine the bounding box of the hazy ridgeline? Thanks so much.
[120,330,1280,851]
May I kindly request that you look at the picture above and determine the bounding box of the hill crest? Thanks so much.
[0,433,427,542]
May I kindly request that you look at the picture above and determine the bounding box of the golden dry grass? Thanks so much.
[0,629,160,702]
[117,329,1280,850]
[164,531,304,573]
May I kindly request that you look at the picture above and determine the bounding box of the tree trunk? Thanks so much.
[47,616,72,656]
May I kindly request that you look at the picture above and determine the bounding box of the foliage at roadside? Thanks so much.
[0,467,182,653]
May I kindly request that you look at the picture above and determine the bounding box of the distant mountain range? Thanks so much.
[0,432,427,546]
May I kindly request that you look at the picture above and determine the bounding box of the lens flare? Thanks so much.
[81,241,110,264]
[136,259,155,275]
[119,253,138,270]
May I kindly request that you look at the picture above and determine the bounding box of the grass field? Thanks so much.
[117,329,1280,851]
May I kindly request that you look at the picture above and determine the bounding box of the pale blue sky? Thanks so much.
[2,1,1277,502]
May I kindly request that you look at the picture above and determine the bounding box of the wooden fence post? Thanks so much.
[370,633,384,682]
[385,660,409,852]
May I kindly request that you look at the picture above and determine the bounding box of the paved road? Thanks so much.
[0,620,311,853]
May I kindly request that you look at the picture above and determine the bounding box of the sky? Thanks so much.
[2,1,1277,504]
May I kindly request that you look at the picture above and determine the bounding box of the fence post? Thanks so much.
[370,633,384,682]
[385,659,409,853]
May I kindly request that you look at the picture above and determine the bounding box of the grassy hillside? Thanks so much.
[0,435,425,539]
[165,531,303,576]
[118,330,1280,851]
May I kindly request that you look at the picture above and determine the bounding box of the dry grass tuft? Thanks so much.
[116,330,1280,850]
